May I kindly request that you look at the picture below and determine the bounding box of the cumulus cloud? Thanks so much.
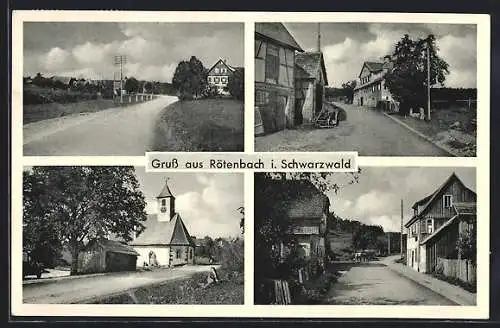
[23,22,243,82]
[291,23,477,88]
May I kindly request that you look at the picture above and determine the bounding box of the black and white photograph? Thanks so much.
[22,167,244,304]
[22,22,245,155]
[254,23,477,156]
[254,168,477,305]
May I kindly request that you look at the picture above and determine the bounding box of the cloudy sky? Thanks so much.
[134,168,244,239]
[324,167,476,232]
[23,22,244,82]
[285,23,477,88]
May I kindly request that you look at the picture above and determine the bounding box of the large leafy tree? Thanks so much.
[384,34,449,116]
[23,166,147,275]
[172,56,208,100]
[227,68,244,101]
[124,77,140,94]
[341,80,357,104]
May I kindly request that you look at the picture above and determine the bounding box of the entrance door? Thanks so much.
[411,250,414,267]
[360,97,364,106]
[295,99,304,125]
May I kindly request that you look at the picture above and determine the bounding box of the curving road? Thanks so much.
[23,96,178,156]
[23,265,216,304]
[255,103,450,156]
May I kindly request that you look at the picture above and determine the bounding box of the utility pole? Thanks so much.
[426,40,431,121]
[400,199,404,260]
[317,23,321,52]
[114,55,127,104]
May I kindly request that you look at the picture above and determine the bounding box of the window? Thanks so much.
[215,68,219,74]
[176,249,181,259]
[255,90,269,106]
[426,219,433,234]
[443,195,453,208]
[265,44,279,84]
[215,77,220,83]
[221,77,226,83]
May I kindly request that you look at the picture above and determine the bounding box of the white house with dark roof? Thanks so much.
[207,58,236,95]
[130,180,195,267]
[353,56,394,109]
[404,172,476,275]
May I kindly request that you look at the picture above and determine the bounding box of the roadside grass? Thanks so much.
[431,273,477,293]
[389,106,476,156]
[24,99,117,124]
[95,269,244,304]
[152,99,244,151]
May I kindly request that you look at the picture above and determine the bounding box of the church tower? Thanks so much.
[157,178,175,222]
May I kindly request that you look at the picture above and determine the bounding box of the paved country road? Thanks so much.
[23,265,215,304]
[255,103,450,156]
[23,96,178,156]
[323,262,456,305]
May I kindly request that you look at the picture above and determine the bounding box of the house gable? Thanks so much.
[207,59,235,76]
[405,173,476,228]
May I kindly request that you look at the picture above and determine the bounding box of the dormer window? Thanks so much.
[443,195,453,208]
[426,219,433,234]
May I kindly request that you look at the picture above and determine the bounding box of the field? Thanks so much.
[95,268,244,304]
[23,85,116,124]
[152,99,244,151]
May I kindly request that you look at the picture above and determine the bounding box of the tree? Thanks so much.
[124,77,140,94]
[341,80,357,104]
[237,206,245,234]
[172,56,208,100]
[23,167,147,275]
[227,68,244,101]
[384,34,449,116]
[143,81,153,93]
[254,172,360,278]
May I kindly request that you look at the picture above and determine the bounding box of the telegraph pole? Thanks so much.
[387,231,391,255]
[114,55,127,104]
[426,41,431,121]
[400,199,404,260]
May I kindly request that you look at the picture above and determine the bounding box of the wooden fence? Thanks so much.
[114,93,157,104]
[437,257,476,283]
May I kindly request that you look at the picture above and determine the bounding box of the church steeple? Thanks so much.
[157,178,175,221]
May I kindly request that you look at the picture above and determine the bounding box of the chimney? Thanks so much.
[317,23,321,53]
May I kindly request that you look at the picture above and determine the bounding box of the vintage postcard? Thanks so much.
[10,10,490,320]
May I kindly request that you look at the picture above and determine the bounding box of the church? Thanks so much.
[130,179,195,267]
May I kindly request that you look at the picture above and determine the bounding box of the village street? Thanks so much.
[255,103,450,156]
[23,96,178,156]
[322,261,456,305]
[23,265,216,304]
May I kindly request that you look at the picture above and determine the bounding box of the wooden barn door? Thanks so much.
[276,95,287,131]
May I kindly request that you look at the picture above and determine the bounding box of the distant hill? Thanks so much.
[326,213,401,260]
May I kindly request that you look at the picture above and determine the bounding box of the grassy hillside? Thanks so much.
[152,99,244,151]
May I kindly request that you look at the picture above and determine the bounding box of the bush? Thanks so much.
[227,68,244,101]
[215,238,244,273]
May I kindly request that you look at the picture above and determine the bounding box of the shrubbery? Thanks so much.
[214,238,244,273]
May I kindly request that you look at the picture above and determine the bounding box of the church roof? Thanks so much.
[157,181,174,198]
[130,213,194,246]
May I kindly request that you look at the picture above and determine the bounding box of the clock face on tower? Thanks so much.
[161,206,166,213]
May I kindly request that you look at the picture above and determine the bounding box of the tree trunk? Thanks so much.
[70,246,79,276]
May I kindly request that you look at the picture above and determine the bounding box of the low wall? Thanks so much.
[437,257,476,283]
[114,93,157,104]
